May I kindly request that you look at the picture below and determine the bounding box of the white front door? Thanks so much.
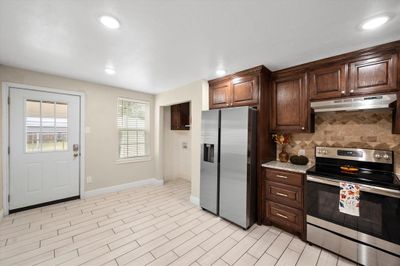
[9,87,81,210]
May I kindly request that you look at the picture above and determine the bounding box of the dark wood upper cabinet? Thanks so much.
[208,66,263,109]
[209,80,231,109]
[349,53,398,95]
[171,102,190,130]
[271,73,309,132]
[231,75,259,106]
[309,64,347,100]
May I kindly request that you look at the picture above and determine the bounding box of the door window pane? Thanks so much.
[55,103,68,151]
[25,100,41,152]
[41,133,56,152]
[25,100,68,152]
[41,101,55,151]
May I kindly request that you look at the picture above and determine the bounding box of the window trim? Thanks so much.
[117,97,151,161]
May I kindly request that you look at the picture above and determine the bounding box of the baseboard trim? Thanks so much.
[84,178,164,198]
[190,195,200,206]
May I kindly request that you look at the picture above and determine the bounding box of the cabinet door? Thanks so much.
[231,75,259,107]
[209,80,231,109]
[349,53,398,95]
[271,73,308,132]
[170,102,190,130]
[170,104,180,130]
[309,64,347,100]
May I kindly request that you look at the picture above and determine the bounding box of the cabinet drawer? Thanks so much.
[266,201,303,232]
[265,168,303,187]
[266,181,303,209]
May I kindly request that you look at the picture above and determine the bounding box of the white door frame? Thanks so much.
[2,82,86,215]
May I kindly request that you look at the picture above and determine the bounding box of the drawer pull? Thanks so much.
[276,213,288,219]
[276,175,288,179]
[276,192,288,197]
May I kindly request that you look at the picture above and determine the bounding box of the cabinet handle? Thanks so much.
[226,103,229,106]
[301,127,305,130]
[276,213,288,219]
[276,175,288,179]
[350,89,354,93]
[341,90,345,94]
[276,192,288,197]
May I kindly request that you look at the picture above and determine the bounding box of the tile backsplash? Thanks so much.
[276,109,400,174]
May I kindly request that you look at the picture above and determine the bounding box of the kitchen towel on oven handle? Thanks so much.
[339,182,360,216]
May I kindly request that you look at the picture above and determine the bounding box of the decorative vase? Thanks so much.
[279,145,289,163]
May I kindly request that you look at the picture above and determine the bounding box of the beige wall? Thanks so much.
[163,106,191,181]
[0,65,157,212]
[155,80,209,201]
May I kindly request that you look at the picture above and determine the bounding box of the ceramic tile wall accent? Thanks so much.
[276,110,400,174]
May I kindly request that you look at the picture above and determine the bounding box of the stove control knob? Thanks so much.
[383,154,390,160]
[374,153,382,159]
[322,150,328,155]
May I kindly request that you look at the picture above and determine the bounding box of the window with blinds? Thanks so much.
[117,98,149,159]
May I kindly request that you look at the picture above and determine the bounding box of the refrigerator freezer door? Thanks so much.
[219,107,250,228]
[200,109,220,214]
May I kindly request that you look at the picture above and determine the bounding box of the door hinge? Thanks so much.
[8,146,10,155]
[8,195,10,202]
[8,96,10,105]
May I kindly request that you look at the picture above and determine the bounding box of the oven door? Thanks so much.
[306,175,400,255]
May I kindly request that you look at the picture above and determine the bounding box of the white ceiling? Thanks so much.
[0,0,400,94]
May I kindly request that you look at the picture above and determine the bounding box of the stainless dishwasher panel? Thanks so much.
[219,107,256,228]
[200,109,220,215]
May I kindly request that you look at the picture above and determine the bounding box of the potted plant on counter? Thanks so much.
[272,133,291,163]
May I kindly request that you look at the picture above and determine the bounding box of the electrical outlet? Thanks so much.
[182,142,188,149]
[86,176,93,183]
[298,149,306,156]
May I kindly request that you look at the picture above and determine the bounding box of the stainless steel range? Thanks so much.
[306,147,400,266]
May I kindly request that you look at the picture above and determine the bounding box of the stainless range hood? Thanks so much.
[311,93,397,113]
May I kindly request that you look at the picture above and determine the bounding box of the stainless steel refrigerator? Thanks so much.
[200,106,257,229]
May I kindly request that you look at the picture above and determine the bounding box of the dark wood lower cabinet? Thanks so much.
[266,181,303,209]
[266,201,304,233]
[263,167,306,240]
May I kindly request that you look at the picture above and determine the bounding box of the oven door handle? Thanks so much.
[307,175,400,199]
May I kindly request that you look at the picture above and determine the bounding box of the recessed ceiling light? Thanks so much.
[99,15,120,29]
[104,67,116,75]
[216,69,226,76]
[361,16,389,30]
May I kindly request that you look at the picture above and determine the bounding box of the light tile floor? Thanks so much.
[0,179,357,266]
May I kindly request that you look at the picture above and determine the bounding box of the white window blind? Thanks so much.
[117,98,149,159]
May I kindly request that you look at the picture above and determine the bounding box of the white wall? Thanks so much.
[155,80,209,202]
[163,106,191,181]
[0,65,157,212]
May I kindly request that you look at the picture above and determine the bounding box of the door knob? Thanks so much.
[73,144,79,159]
[350,89,354,93]
[341,90,345,94]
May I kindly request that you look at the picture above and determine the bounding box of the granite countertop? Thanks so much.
[262,161,313,174]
